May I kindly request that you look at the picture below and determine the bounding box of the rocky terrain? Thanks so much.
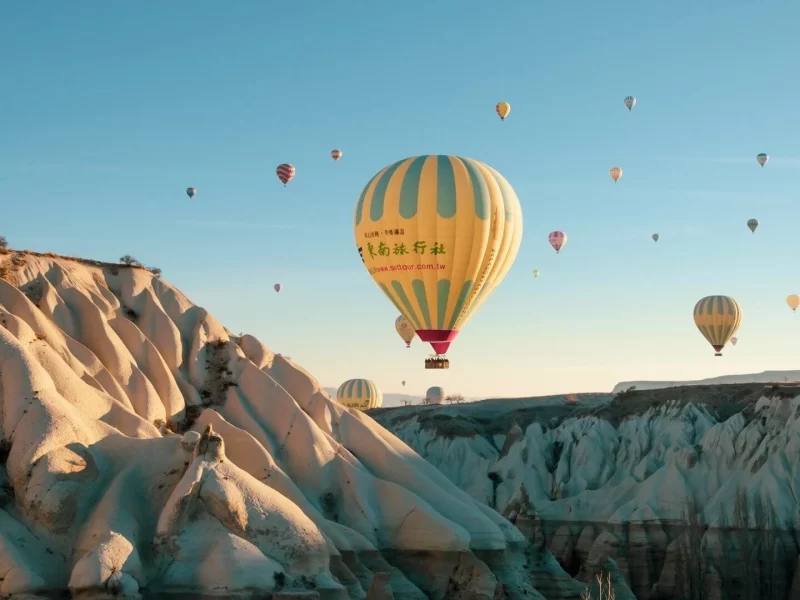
[0,251,586,600]
[372,384,800,599]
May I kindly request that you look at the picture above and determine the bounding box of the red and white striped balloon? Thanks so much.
[276,164,296,186]
[549,231,567,254]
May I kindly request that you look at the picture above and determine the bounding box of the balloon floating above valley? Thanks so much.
[747,218,759,233]
[623,96,636,111]
[756,153,769,167]
[395,314,416,348]
[336,378,382,411]
[549,231,567,254]
[276,164,296,186]
[693,295,742,357]
[354,155,522,369]
[495,102,511,121]
[186,187,196,199]
[331,149,343,162]
[609,167,623,183]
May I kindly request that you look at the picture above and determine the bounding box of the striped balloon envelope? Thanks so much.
[353,155,523,367]
[276,163,296,186]
[336,379,382,411]
[693,295,742,356]
[549,231,567,253]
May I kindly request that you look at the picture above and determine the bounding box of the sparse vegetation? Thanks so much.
[580,572,615,600]
[445,393,465,404]
[612,385,637,400]
[0,236,8,250]
[148,267,162,277]
[119,255,141,266]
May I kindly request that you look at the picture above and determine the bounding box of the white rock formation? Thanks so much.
[0,251,560,599]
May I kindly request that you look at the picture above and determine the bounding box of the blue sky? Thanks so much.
[3,1,800,398]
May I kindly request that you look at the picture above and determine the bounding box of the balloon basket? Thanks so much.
[425,356,449,369]
[715,353,723,357]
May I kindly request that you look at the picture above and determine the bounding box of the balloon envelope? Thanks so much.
[549,231,567,253]
[277,164,296,185]
[747,219,759,233]
[331,149,343,161]
[354,155,522,357]
[731,336,738,346]
[693,296,742,356]
[186,187,196,199]
[395,314,416,347]
[336,379,382,411]
[624,96,636,111]
[273,283,282,293]
[496,102,511,120]
[652,233,659,242]
[425,386,445,405]
[533,269,540,278]
[757,153,769,167]
[609,167,623,183]
[787,295,800,312]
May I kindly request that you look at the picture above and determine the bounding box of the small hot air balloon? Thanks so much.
[276,164,296,186]
[336,379,382,411]
[331,149,343,162]
[652,233,659,242]
[355,155,522,370]
[496,102,511,121]
[747,218,759,233]
[395,314,416,348]
[401,380,406,387]
[756,153,769,167]
[273,283,282,293]
[693,295,742,356]
[533,269,540,278]
[186,187,196,199]
[787,295,800,312]
[549,231,567,254]
[425,386,445,405]
[623,96,636,111]
[610,167,623,183]
[731,336,738,346]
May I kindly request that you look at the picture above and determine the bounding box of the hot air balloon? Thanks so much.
[331,149,343,162]
[354,155,522,369]
[496,102,511,121]
[623,96,636,111]
[186,187,196,199]
[274,283,282,293]
[787,295,800,312]
[747,218,759,233]
[533,269,540,278]
[549,231,567,253]
[609,167,623,183]
[693,295,742,356]
[731,336,738,346]
[652,233,659,242]
[276,164,296,186]
[395,315,416,348]
[425,386,445,405]
[336,379,383,411]
[401,380,406,387]
[756,153,769,167]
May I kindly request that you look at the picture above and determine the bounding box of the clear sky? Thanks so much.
[3,1,800,399]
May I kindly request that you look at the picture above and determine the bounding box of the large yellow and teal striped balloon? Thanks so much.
[336,379,383,411]
[693,295,742,356]
[354,155,523,358]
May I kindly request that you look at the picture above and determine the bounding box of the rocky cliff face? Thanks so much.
[373,384,800,600]
[0,251,578,599]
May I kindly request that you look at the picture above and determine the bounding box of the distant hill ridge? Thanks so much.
[612,369,800,394]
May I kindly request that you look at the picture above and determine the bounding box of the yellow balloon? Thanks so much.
[354,155,523,368]
[496,102,511,120]
[693,295,742,356]
[336,378,382,411]
[395,314,416,347]
[788,295,800,312]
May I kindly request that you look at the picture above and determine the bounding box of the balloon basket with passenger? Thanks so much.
[425,355,450,369]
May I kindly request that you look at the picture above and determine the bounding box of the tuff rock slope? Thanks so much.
[0,251,569,600]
